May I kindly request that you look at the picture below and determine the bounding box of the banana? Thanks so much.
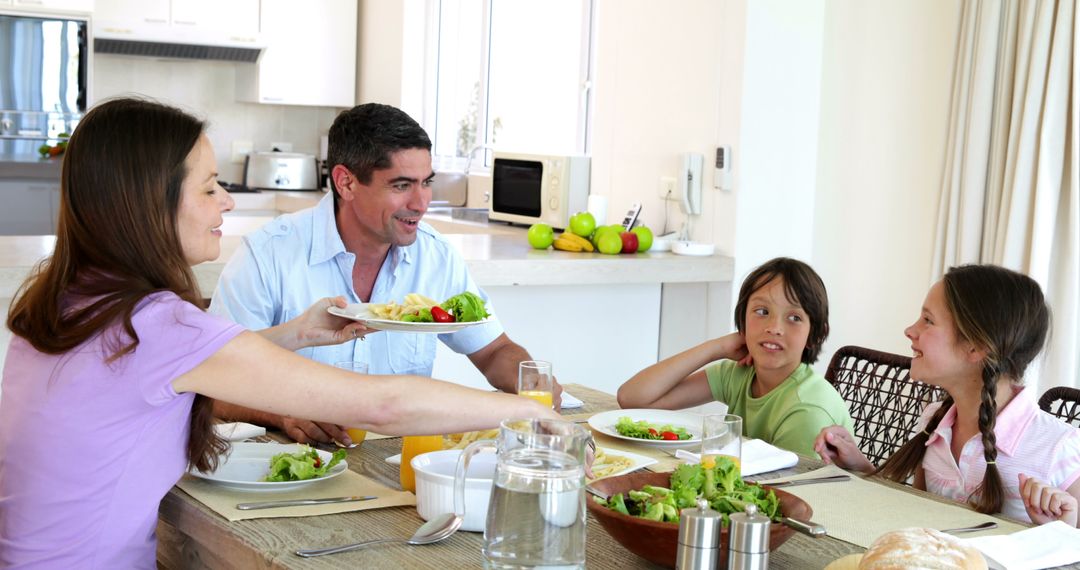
[552,235,584,252]
[557,232,594,252]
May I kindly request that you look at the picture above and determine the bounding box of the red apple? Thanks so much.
[619,231,639,254]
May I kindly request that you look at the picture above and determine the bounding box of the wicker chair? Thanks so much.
[824,345,946,466]
[1038,386,1080,428]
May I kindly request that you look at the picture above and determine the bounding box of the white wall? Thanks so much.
[812,0,960,360]
[93,56,343,184]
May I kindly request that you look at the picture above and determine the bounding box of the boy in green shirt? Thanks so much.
[618,257,854,456]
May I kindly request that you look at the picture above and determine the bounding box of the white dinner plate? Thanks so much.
[328,303,491,334]
[588,409,703,447]
[188,442,348,492]
[590,447,658,481]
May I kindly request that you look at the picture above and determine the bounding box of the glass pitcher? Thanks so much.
[455,418,590,569]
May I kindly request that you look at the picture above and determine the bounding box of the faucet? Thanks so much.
[463,144,494,176]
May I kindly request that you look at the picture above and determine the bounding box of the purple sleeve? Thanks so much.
[129,293,246,406]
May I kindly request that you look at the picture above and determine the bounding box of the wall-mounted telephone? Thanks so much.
[679,152,703,215]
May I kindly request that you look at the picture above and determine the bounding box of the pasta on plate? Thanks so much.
[367,293,439,321]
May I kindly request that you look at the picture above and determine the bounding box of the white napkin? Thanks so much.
[963,521,1080,570]
[561,391,584,409]
[213,422,266,442]
[673,439,799,477]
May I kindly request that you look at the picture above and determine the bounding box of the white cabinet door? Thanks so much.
[12,0,93,13]
[241,0,357,107]
[170,0,258,37]
[0,181,59,236]
[94,0,169,37]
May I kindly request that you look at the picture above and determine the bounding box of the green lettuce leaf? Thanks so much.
[263,447,347,482]
[439,292,490,322]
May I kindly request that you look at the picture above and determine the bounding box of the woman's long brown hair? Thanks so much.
[6,97,228,473]
[875,264,1049,514]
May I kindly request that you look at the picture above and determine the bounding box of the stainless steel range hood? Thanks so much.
[94,38,261,63]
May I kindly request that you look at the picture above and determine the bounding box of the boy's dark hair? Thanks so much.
[327,103,432,207]
[733,257,830,364]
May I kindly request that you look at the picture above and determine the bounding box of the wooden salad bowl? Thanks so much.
[586,470,813,569]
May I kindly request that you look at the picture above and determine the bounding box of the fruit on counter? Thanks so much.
[527,223,555,249]
[631,226,654,252]
[591,224,622,247]
[553,231,595,252]
[596,231,623,255]
[37,133,70,158]
[568,211,596,238]
[619,231,639,254]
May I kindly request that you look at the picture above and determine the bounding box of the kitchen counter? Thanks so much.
[0,154,63,179]
[0,222,733,395]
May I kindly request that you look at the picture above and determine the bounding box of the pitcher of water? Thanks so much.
[455,418,590,569]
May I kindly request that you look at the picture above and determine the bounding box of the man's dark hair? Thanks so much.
[327,103,431,207]
[733,257,830,364]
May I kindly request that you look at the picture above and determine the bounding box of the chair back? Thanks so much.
[1038,386,1080,428]
[825,345,946,466]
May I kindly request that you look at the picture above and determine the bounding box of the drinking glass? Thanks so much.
[701,414,743,471]
[517,360,554,409]
[334,361,369,448]
[399,434,444,493]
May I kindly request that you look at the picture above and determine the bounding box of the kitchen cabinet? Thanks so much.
[6,0,93,14]
[94,0,258,46]
[0,180,59,235]
[236,0,357,107]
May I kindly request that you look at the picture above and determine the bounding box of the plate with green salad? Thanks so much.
[588,409,702,447]
[188,442,349,492]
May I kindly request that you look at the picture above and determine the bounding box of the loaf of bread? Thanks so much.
[856,528,987,570]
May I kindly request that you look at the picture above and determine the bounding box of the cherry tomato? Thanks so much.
[431,306,455,323]
[313,456,322,468]
[661,431,679,440]
[647,428,659,437]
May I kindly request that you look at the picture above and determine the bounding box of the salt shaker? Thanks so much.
[675,497,722,570]
[728,503,771,570]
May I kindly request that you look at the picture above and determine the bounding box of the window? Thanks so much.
[426,0,594,171]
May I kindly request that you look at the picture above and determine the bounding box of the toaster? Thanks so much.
[243,151,319,191]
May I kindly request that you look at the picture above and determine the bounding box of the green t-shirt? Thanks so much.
[705,361,854,457]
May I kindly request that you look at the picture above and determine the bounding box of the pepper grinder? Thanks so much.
[728,503,771,570]
[675,497,722,570]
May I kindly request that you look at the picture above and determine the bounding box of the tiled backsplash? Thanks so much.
[93,55,345,183]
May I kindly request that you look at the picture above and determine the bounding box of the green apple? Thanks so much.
[631,226,654,252]
[568,211,596,238]
[597,231,623,255]
[591,224,620,247]
[527,223,555,249]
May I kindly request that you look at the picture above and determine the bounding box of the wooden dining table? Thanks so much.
[157,384,1077,569]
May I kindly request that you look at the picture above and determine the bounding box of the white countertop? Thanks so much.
[0,219,733,297]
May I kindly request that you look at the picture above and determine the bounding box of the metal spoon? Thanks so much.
[940,521,998,534]
[294,512,462,558]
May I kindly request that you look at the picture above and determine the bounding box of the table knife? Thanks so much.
[761,474,851,487]
[236,495,378,510]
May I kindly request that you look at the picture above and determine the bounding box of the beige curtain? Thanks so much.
[933,0,1078,392]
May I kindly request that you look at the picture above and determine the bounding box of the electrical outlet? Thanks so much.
[659,176,677,200]
[231,140,253,164]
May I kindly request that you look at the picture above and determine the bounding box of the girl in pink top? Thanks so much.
[0,98,558,568]
[815,264,1080,527]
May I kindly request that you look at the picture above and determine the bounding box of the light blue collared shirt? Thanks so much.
[209,193,504,376]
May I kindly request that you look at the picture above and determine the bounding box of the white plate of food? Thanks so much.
[328,303,491,334]
[590,447,658,481]
[187,442,349,492]
[588,409,703,447]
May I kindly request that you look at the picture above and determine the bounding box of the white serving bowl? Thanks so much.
[412,449,496,532]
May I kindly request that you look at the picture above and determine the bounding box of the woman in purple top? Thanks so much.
[0,98,558,569]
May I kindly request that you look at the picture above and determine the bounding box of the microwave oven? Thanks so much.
[488,152,590,229]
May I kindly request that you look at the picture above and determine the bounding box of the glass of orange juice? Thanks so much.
[702,414,742,472]
[399,435,444,492]
[334,361,370,448]
[517,360,554,408]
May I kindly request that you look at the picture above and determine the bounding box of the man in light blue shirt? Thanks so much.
[209,103,560,444]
